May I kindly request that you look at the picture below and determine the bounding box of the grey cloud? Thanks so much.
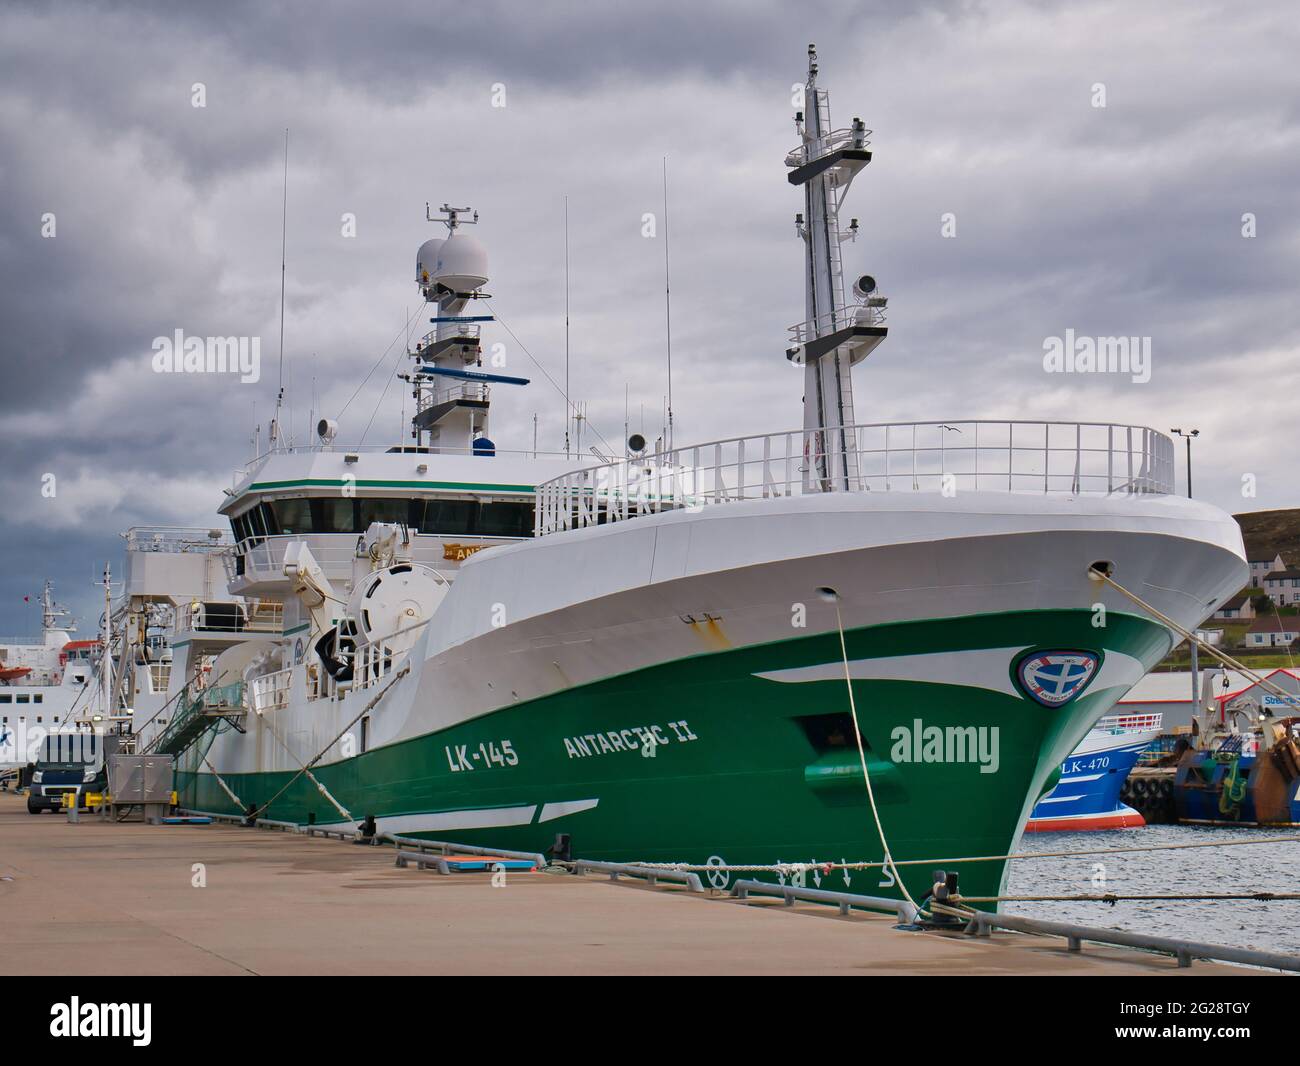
[1,0,1299,629]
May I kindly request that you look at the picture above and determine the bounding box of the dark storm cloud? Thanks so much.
[1,0,1299,630]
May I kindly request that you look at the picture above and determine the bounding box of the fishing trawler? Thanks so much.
[125,47,1247,907]
[1173,669,1300,825]
[1024,712,1163,831]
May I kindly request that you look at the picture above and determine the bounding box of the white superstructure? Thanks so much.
[0,583,99,768]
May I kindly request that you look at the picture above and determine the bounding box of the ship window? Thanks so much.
[417,499,475,535]
[241,505,269,540]
[16,695,29,704]
[311,497,354,534]
[414,498,534,537]
[33,694,42,704]
[272,498,313,534]
[257,503,277,537]
[357,498,410,528]
[478,501,534,537]
[0,695,10,703]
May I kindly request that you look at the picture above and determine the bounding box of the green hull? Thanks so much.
[179,609,1170,906]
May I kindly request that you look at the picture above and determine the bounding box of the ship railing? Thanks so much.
[788,302,886,345]
[232,443,576,484]
[124,526,234,554]
[784,124,872,168]
[178,599,283,635]
[414,324,480,352]
[249,669,292,714]
[1094,712,1163,735]
[226,539,363,585]
[352,619,431,693]
[433,381,489,405]
[147,680,245,755]
[535,420,1177,535]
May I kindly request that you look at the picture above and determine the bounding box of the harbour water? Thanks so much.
[1009,825,1300,955]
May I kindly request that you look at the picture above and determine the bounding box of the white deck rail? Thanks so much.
[536,420,1176,536]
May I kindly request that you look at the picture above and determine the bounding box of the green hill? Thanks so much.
[1233,508,1300,567]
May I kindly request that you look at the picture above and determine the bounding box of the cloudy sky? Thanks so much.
[1,0,1297,632]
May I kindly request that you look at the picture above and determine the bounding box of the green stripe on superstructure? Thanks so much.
[245,478,535,493]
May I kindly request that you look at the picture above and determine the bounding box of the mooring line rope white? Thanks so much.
[831,596,921,912]
[249,662,411,822]
[1091,565,1300,709]
[622,831,1300,876]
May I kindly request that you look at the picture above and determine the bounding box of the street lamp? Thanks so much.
[1170,428,1199,498]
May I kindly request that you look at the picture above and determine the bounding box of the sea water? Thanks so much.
[1008,824,1300,955]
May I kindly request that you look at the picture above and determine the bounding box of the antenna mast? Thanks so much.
[785,44,887,491]
[663,157,675,451]
[271,128,289,450]
[563,195,571,458]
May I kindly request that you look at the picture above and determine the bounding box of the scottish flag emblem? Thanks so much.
[1016,650,1100,707]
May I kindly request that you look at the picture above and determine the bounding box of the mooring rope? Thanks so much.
[249,696,353,823]
[1090,565,1300,709]
[249,662,410,822]
[829,593,921,913]
[623,830,1300,875]
[956,891,1300,904]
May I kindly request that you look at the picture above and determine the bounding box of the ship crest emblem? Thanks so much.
[1015,650,1100,707]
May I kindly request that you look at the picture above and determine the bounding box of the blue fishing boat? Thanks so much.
[1025,713,1162,831]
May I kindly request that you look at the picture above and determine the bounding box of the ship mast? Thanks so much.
[405,205,529,453]
[39,579,75,646]
[785,44,888,491]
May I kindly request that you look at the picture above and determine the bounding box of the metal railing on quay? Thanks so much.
[957,908,1300,973]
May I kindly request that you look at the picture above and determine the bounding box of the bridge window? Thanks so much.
[357,498,410,528]
[274,497,312,534]
[414,498,533,537]
[310,498,352,534]
[417,499,475,535]
[478,501,534,537]
[231,495,536,542]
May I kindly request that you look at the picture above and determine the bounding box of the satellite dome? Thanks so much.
[433,232,489,291]
[416,238,444,287]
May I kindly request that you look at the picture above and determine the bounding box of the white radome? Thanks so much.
[415,238,444,286]
[432,232,489,290]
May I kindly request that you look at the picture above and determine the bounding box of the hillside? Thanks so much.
[1233,508,1300,567]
